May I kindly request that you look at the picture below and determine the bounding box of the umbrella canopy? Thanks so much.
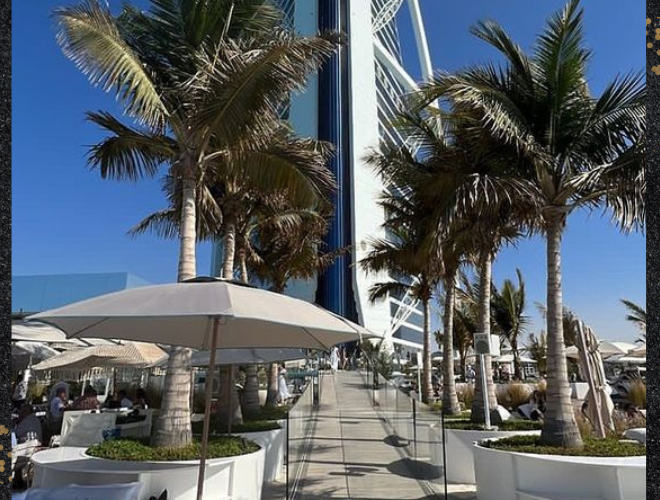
[493,353,537,364]
[12,341,60,361]
[627,343,646,358]
[32,342,167,372]
[189,348,306,367]
[28,278,375,350]
[575,321,615,438]
[12,322,79,343]
[565,340,636,359]
[27,278,378,500]
[604,354,646,365]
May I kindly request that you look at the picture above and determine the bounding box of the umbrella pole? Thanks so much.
[227,365,233,435]
[196,317,220,500]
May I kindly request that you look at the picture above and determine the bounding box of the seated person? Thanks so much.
[71,385,101,411]
[49,387,68,433]
[15,404,43,445]
[134,388,149,409]
[104,394,121,409]
[118,390,134,409]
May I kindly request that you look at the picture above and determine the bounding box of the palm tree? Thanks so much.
[621,299,646,340]
[56,0,339,447]
[132,131,335,424]
[419,0,645,447]
[526,331,548,375]
[492,269,530,380]
[452,301,476,378]
[359,203,442,404]
[247,200,341,407]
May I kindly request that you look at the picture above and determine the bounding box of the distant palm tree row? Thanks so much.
[56,0,644,451]
[359,0,644,449]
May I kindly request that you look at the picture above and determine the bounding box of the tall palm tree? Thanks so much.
[57,0,339,447]
[621,299,646,340]
[359,202,442,404]
[419,0,645,447]
[492,269,530,380]
[526,331,548,375]
[367,105,534,412]
[132,130,335,424]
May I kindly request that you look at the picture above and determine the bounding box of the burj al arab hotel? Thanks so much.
[213,0,434,352]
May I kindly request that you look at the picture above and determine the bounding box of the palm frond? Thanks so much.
[55,0,169,127]
[86,111,176,180]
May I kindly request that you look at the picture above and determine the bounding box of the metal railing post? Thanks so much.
[412,397,417,460]
[441,409,448,500]
[286,411,290,500]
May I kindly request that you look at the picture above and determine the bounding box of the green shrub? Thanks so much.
[457,385,474,410]
[627,381,646,409]
[246,405,289,422]
[87,437,259,461]
[574,411,594,439]
[485,435,645,457]
[535,379,547,400]
[445,419,542,431]
[497,383,532,410]
[191,419,281,435]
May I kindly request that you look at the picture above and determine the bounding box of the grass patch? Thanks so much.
[87,437,259,462]
[244,405,289,422]
[191,419,281,435]
[445,419,542,431]
[485,435,646,457]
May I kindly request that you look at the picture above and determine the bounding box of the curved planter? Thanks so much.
[31,445,265,500]
[428,426,540,484]
[235,424,286,483]
[473,439,646,500]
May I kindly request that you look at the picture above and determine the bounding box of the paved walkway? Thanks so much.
[286,371,476,500]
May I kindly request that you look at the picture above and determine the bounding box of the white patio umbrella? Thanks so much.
[565,340,636,360]
[627,343,646,358]
[575,321,615,438]
[32,342,167,372]
[12,341,60,361]
[12,322,79,343]
[28,277,377,500]
[190,348,306,367]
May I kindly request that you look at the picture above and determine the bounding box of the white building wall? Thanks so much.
[347,0,392,343]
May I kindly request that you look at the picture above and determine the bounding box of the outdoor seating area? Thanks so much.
[11,0,645,499]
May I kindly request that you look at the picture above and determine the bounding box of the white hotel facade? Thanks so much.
[213,0,434,352]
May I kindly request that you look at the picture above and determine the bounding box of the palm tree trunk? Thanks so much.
[471,252,497,423]
[266,363,279,407]
[237,248,260,417]
[442,271,460,414]
[153,169,196,447]
[238,244,249,284]
[223,216,237,280]
[540,216,582,447]
[216,221,243,427]
[266,282,285,407]
[512,339,523,380]
[421,296,433,404]
[241,365,260,417]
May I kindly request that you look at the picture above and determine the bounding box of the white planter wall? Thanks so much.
[31,446,265,500]
[473,441,646,500]
[428,426,540,484]
[235,424,286,483]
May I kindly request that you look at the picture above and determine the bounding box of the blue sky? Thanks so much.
[12,0,645,342]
